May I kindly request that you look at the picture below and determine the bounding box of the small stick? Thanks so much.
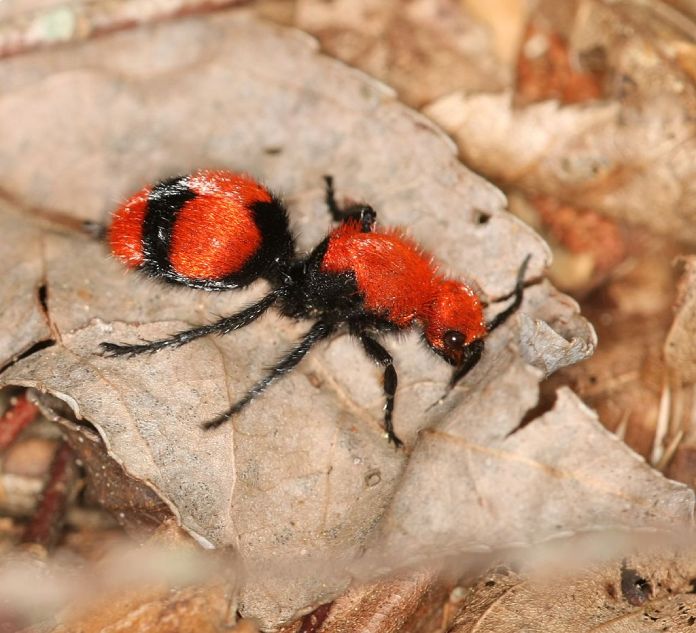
[0,393,39,451]
[21,441,78,550]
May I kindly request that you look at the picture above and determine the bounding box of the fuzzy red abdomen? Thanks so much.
[321,223,438,327]
[108,188,150,268]
[108,171,270,281]
[168,172,267,280]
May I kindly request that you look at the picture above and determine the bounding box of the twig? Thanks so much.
[656,429,684,472]
[21,441,78,550]
[650,381,671,466]
[0,393,39,451]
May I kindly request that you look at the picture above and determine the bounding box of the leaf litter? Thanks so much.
[424,0,696,244]
[447,545,696,633]
[0,5,691,631]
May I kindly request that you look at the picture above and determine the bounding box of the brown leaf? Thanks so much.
[56,413,176,535]
[51,583,232,633]
[286,571,437,633]
[523,194,627,295]
[448,548,696,632]
[664,257,696,486]
[543,229,679,461]
[665,257,696,383]
[0,522,234,631]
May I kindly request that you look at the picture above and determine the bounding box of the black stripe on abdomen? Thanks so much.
[141,175,197,280]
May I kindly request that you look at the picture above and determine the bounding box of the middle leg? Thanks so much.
[357,331,403,448]
[203,319,336,430]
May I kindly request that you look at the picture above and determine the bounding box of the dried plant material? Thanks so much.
[515,21,604,105]
[50,584,232,633]
[309,571,436,633]
[448,548,696,632]
[532,197,626,277]
[0,471,44,517]
[0,393,40,450]
[0,207,52,365]
[666,257,696,383]
[516,282,595,376]
[512,195,627,295]
[21,441,79,549]
[295,0,509,107]
[0,7,686,630]
[426,0,696,242]
[56,415,176,535]
[232,619,262,633]
[2,436,56,478]
[367,388,693,570]
[275,572,455,633]
[0,526,234,631]
[462,0,528,66]
[545,229,679,460]
[0,0,245,58]
[663,257,696,487]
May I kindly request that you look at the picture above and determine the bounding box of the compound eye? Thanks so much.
[443,330,466,350]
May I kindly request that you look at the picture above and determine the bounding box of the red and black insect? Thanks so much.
[102,169,530,447]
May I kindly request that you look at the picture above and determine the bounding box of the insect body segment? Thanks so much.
[109,170,294,290]
[322,222,439,328]
[102,170,530,448]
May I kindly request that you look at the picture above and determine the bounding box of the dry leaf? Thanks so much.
[51,584,232,633]
[517,194,627,295]
[542,225,683,468]
[425,0,696,242]
[0,207,52,365]
[514,20,604,106]
[294,0,510,107]
[449,548,696,632]
[365,387,693,572]
[666,257,696,384]
[0,8,687,630]
[0,521,233,630]
[664,257,696,487]
[56,413,176,534]
[292,571,437,633]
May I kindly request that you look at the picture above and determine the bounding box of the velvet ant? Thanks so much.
[102,170,530,447]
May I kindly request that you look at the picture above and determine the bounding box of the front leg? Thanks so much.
[428,338,485,411]
[357,332,403,448]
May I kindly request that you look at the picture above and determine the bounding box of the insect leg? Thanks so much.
[82,221,108,240]
[358,333,403,448]
[322,175,376,232]
[448,339,485,391]
[100,290,280,357]
[486,254,532,332]
[323,174,342,221]
[427,338,485,411]
[203,319,335,430]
